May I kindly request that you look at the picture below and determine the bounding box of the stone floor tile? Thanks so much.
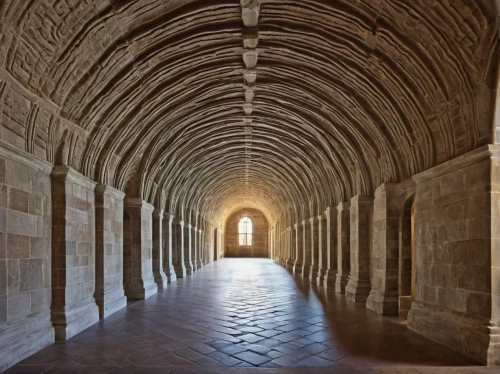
[234,351,272,366]
[8,259,483,371]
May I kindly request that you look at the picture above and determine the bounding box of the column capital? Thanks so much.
[163,213,175,222]
[124,197,154,212]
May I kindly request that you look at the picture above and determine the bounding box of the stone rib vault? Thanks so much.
[0,0,500,371]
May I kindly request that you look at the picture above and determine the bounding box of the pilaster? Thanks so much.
[301,221,311,278]
[152,209,168,290]
[173,219,186,278]
[346,196,374,303]
[162,213,177,283]
[123,198,157,299]
[309,217,319,282]
[316,214,327,287]
[94,184,127,319]
[336,202,351,294]
[324,207,338,289]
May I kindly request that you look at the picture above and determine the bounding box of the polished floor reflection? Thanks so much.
[7,258,489,373]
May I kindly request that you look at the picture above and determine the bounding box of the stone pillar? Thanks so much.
[366,184,401,315]
[195,226,203,269]
[346,196,374,303]
[309,217,319,282]
[51,166,99,340]
[324,207,338,289]
[184,223,194,275]
[293,223,303,274]
[200,230,206,266]
[287,227,295,271]
[192,226,198,272]
[94,184,127,319]
[152,209,168,290]
[161,213,177,283]
[316,213,327,287]
[123,198,157,299]
[173,219,186,278]
[301,221,311,278]
[336,202,350,294]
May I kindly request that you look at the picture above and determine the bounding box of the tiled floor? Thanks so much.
[6,258,493,373]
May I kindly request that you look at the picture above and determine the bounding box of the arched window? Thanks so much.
[238,216,253,246]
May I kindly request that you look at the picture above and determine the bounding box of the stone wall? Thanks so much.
[224,208,268,257]
[51,166,99,341]
[0,143,54,372]
[407,147,499,364]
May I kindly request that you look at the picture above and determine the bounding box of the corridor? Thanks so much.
[7,259,486,373]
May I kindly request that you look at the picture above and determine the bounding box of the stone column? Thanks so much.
[173,219,186,278]
[184,223,194,275]
[293,223,303,274]
[366,184,401,315]
[336,202,350,294]
[51,166,99,340]
[192,226,198,272]
[200,230,205,266]
[346,196,374,303]
[123,198,157,299]
[324,207,338,289]
[309,217,319,282]
[161,213,177,283]
[287,227,295,271]
[195,226,203,268]
[316,213,327,287]
[301,221,311,278]
[152,209,168,290]
[94,184,127,319]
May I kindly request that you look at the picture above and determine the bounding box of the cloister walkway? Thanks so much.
[6,259,490,373]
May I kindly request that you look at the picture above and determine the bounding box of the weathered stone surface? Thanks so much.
[123,198,157,299]
[94,184,127,319]
[51,166,99,340]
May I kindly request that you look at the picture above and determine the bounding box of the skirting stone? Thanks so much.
[345,278,371,303]
[165,265,177,283]
[52,298,99,340]
[125,275,158,300]
[366,289,398,315]
[175,265,187,278]
[301,263,311,278]
[316,269,326,287]
[308,265,319,282]
[323,269,337,289]
[95,287,127,319]
[0,310,54,372]
[335,273,348,294]
[293,262,303,275]
[408,302,490,364]
[154,272,168,290]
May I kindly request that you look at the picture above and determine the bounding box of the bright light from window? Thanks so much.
[238,216,253,246]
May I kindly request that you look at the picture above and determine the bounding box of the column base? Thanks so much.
[52,298,100,340]
[408,302,491,365]
[323,269,337,289]
[174,264,187,278]
[125,276,158,299]
[301,263,311,279]
[196,260,203,269]
[335,273,348,294]
[345,277,371,303]
[293,262,303,275]
[95,287,127,319]
[286,259,294,272]
[154,271,168,290]
[165,265,177,283]
[185,262,194,275]
[366,289,398,315]
[308,265,319,282]
[316,268,326,287]
[0,310,54,373]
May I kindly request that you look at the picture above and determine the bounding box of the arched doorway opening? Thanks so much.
[399,195,416,319]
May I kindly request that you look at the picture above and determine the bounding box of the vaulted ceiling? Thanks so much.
[0,0,498,225]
